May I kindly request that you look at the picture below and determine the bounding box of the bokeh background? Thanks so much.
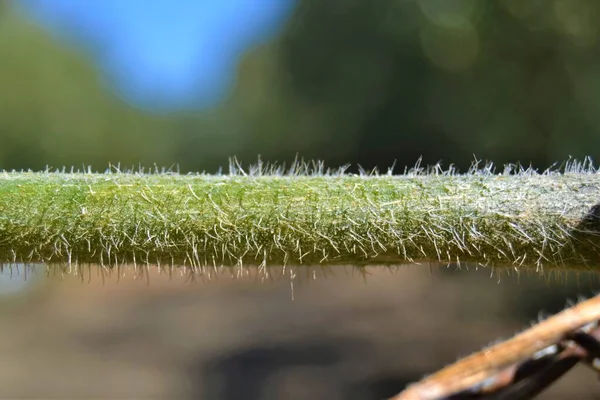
[3,0,600,172]
[2,0,600,398]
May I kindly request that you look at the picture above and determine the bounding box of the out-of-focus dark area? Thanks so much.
[2,265,600,399]
[2,0,600,398]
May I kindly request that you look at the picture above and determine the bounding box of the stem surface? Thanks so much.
[1,166,599,272]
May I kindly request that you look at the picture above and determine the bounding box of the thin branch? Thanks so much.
[392,295,600,400]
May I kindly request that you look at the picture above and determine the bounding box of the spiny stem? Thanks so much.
[1,159,600,273]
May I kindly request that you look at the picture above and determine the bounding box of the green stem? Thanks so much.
[1,165,599,272]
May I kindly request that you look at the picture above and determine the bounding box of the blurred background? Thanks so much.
[2,0,600,172]
[2,0,600,398]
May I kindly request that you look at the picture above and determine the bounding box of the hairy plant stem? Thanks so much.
[1,163,600,273]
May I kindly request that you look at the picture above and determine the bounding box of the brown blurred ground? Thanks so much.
[0,263,599,399]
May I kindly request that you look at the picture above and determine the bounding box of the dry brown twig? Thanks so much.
[392,295,600,400]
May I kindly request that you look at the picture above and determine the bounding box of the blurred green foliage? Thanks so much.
[1,0,600,173]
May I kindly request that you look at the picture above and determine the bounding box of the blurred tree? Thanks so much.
[225,0,600,171]
[0,2,177,171]
[4,0,600,173]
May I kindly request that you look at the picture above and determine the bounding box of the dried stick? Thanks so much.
[392,295,600,400]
